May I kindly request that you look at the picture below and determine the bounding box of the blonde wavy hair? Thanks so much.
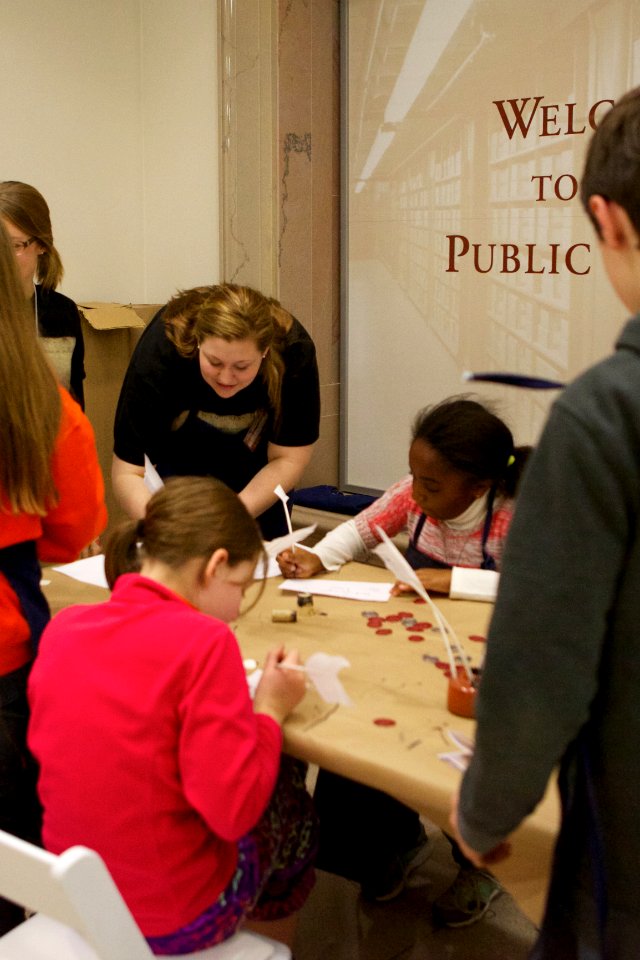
[164,284,293,423]
[0,221,61,515]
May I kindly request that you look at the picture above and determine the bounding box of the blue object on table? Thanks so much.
[463,371,565,389]
[290,485,376,516]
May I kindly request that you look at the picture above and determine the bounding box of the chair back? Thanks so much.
[0,829,291,959]
[0,830,152,959]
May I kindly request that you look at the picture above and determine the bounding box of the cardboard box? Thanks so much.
[78,302,162,537]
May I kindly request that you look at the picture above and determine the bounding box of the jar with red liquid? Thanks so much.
[447,665,481,719]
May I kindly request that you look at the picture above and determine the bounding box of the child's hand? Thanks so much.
[79,537,103,560]
[277,548,325,579]
[391,567,453,596]
[254,647,307,724]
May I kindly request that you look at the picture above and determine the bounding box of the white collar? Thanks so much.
[444,490,490,532]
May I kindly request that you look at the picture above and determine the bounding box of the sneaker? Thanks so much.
[432,868,501,928]
[361,827,430,902]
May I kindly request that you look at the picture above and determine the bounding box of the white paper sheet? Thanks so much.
[53,554,108,589]
[51,530,315,588]
[449,566,499,602]
[279,578,392,602]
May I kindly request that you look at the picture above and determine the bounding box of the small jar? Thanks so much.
[447,665,480,719]
[296,592,315,616]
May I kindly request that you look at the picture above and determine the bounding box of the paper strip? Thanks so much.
[279,578,393,603]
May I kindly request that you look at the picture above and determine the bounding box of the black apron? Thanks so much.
[404,487,498,572]
[156,408,289,540]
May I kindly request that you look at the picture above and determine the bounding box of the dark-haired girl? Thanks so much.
[279,396,530,598]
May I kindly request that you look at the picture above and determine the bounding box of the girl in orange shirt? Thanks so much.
[0,220,106,933]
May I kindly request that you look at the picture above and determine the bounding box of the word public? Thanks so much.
[445,236,590,275]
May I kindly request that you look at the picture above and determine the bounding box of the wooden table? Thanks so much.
[235,561,559,924]
[42,560,558,924]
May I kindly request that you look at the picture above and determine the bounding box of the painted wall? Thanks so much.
[0,0,219,304]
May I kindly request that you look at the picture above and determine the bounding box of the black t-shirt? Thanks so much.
[35,286,85,408]
[113,308,320,496]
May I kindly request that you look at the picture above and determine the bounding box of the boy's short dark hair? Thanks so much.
[580,85,640,237]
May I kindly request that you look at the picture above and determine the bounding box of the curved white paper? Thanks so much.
[305,652,353,706]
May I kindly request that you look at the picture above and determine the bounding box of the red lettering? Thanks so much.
[444,238,591,275]
[525,244,545,274]
[565,243,590,275]
[446,235,469,272]
[588,100,614,129]
[531,173,578,201]
[501,245,520,273]
[554,174,578,201]
[493,96,544,140]
[540,103,561,137]
[565,102,586,135]
[494,97,614,139]
[473,243,495,273]
[531,174,553,201]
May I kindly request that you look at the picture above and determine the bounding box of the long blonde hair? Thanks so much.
[163,284,292,423]
[0,221,61,514]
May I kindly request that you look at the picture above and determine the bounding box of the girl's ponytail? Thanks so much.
[502,445,532,498]
[104,476,265,590]
[104,520,142,589]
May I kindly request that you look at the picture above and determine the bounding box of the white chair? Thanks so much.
[0,829,290,960]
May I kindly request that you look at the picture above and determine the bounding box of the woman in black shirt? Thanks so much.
[113,283,320,538]
[0,181,85,408]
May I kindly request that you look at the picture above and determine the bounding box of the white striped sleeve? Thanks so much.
[307,519,369,570]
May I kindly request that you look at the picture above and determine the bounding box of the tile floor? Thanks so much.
[294,818,539,960]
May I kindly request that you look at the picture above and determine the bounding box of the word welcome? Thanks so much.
[492,97,614,140]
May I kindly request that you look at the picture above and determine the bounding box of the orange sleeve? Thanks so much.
[37,388,108,563]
